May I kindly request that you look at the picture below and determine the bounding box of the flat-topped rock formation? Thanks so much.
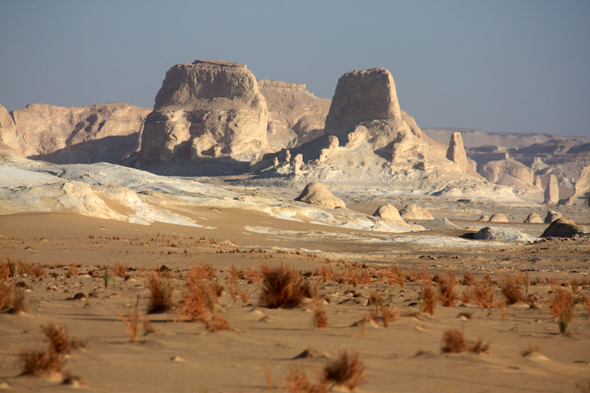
[139,60,270,163]
[0,102,150,164]
[258,79,330,149]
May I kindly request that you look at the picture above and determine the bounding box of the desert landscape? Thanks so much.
[1,58,589,393]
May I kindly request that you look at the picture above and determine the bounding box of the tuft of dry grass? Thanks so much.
[323,350,366,391]
[550,288,573,335]
[259,266,309,309]
[471,280,495,308]
[580,294,590,314]
[116,307,141,342]
[0,283,11,311]
[187,261,215,281]
[438,271,456,307]
[441,329,491,354]
[40,324,72,355]
[312,301,327,329]
[386,266,405,289]
[421,281,436,316]
[146,272,174,314]
[282,366,328,393]
[521,343,543,357]
[9,286,28,313]
[381,306,398,328]
[112,262,128,277]
[66,264,78,276]
[497,299,507,319]
[501,273,524,305]
[19,348,66,377]
[462,272,475,286]
[176,279,231,332]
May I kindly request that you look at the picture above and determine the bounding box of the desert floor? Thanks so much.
[1,204,590,393]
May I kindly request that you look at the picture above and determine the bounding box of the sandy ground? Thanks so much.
[1,208,590,393]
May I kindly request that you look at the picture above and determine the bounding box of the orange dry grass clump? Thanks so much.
[462,272,475,286]
[283,366,328,393]
[550,287,573,318]
[112,262,128,277]
[259,266,310,309]
[386,266,405,288]
[40,323,72,355]
[323,350,366,391]
[187,261,215,281]
[421,281,436,315]
[19,348,66,377]
[146,272,174,314]
[441,329,490,354]
[437,271,456,307]
[0,283,11,311]
[471,280,495,308]
[312,300,328,329]
[501,273,524,305]
[176,279,230,332]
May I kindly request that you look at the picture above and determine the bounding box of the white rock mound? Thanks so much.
[523,213,543,224]
[473,227,536,243]
[294,182,345,209]
[399,204,434,220]
[489,213,509,223]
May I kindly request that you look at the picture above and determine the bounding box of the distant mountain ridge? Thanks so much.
[422,127,590,149]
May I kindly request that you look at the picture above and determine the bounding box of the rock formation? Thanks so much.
[473,227,536,242]
[544,210,563,223]
[372,204,406,226]
[294,182,345,209]
[0,104,19,153]
[399,204,434,221]
[2,103,149,164]
[477,215,490,222]
[139,60,270,163]
[446,132,468,172]
[257,79,330,149]
[523,213,543,224]
[489,213,509,223]
[564,166,590,206]
[541,217,590,238]
[544,174,559,204]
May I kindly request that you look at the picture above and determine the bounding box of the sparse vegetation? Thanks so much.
[437,271,456,307]
[40,323,72,355]
[146,272,174,313]
[19,348,66,377]
[176,278,231,332]
[259,266,310,309]
[323,350,366,391]
[471,279,495,308]
[420,280,436,315]
[441,329,490,354]
[501,273,524,305]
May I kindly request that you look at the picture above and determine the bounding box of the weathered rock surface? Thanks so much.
[0,104,19,153]
[257,79,330,149]
[473,227,536,242]
[523,213,543,224]
[477,215,490,222]
[399,204,434,221]
[2,103,149,164]
[544,174,559,204]
[139,60,269,163]
[541,217,590,238]
[564,165,590,206]
[446,132,469,172]
[489,213,509,223]
[372,204,406,226]
[294,182,345,209]
[544,210,563,223]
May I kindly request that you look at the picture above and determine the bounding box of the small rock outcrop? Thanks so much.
[523,213,543,224]
[139,60,269,163]
[473,227,536,242]
[489,213,509,223]
[372,204,407,226]
[477,215,490,222]
[544,210,563,223]
[0,104,19,153]
[541,217,590,238]
[399,204,434,221]
[544,174,559,204]
[294,182,345,209]
[564,166,590,206]
[446,132,468,172]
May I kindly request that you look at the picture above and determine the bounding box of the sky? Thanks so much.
[1,1,589,137]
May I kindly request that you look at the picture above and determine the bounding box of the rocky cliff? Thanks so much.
[139,60,270,164]
[0,102,149,164]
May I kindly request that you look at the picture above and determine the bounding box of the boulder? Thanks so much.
[523,213,543,224]
[399,204,434,221]
[372,204,407,226]
[294,182,345,209]
[544,174,559,204]
[541,217,590,238]
[139,60,269,163]
[7,103,149,164]
[544,210,563,223]
[489,213,509,223]
[324,67,402,135]
[446,132,468,172]
[0,104,19,153]
[473,227,536,242]
[564,165,590,206]
[477,215,490,222]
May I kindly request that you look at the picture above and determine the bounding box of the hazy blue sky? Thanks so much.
[1,1,589,137]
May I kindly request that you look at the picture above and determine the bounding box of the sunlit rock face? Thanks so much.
[139,60,269,163]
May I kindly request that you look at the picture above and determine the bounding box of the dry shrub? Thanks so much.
[116,307,141,342]
[19,348,66,377]
[16,259,46,278]
[497,299,507,319]
[551,288,573,334]
[0,283,11,311]
[146,272,174,314]
[441,329,490,354]
[462,272,475,286]
[459,288,470,304]
[438,271,456,307]
[176,279,231,332]
[386,266,405,288]
[381,306,398,328]
[283,366,327,393]
[421,281,436,316]
[323,350,366,391]
[580,294,590,314]
[187,261,215,281]
[66,264,78,276]
[471,280,495,308]
[259,266,308,309]
[10,286,27,313]
[418,268,430,281]
[112,262,128,277]
[312,301,327,329]
[40,324,72,355]
[0,259,10,280]
[501,273,524,305]
[244,266,262,283]
[520,343,543,357]
[239,291,250,305]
